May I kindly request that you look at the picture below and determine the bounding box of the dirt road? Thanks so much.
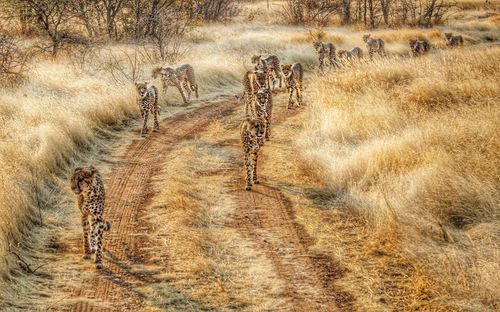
[68,97,344,311]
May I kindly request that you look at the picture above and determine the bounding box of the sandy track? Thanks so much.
[68,95,346,311]
[228,108,344,311]
[69,100,240,312]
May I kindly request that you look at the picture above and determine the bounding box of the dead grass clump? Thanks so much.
[298,46,500,309]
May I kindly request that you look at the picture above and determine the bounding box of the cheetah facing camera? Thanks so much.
[409,39,430,56]
[135,82,159,137]
[445,32,464,47]
[70,166,111,269]
[252,87,273,141]
[313,41,338,71]
[152,64,199,105]
[363,34,387,59]
[281,63,303,109]
[240,118,266,191]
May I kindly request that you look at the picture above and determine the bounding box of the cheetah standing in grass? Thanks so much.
[240,118,266,191]
[445,33,464,47]
[281,63,303,109]
[251,55,283,89]
[313,41,338,71]
[70,166,111,269]
[252,87,273,141]
[409,39,430,56]
[152,64,199,105]
[135,82,159,136]
[337,47,363,61]
[363,34,387,59]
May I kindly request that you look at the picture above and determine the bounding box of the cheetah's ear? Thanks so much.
[87,165,97,176]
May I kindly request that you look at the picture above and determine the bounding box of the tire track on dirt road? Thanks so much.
[227,105,348,311]
[69,99,240,312]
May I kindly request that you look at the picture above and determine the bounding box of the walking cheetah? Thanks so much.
[135,82,159,136]
[363,34,387,59]
[281,63,303,109]
[444,33,464,47]
[252,87,273,141]
[409,39,430,56]
[240,118,266,191]
[251,55,283,89]
[313,41,338,71]
[152,64,199,105]
[70,166,111,269]
[337,47,363,61]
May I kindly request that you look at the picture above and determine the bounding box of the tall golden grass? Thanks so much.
[297,47,500,309]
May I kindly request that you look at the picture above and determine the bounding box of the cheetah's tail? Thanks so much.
[104,221,111,231]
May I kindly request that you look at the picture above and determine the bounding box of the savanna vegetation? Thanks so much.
[0,0,498,310]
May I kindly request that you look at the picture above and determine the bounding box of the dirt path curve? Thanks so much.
[70,99,240,312]
[228,110,342,311]
[69,95,346,311]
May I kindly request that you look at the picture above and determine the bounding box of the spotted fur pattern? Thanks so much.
[71,166,110,269]
[252,55,283,89]
[152,64,198,104]
[281,63,303,109]
[252,88,273,141]
[313,41,338,71]
[363,34,387,59]
[409,39,430,56]
[445,33,464,47]
[338,47,363,60]
[240,118,265,191]
[135,82,159,136]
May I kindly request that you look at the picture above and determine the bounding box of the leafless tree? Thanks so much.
[0,36,30,86]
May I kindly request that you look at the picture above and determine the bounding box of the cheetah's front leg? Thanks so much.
[244,149,252,191]
[141,110,149,136]
[182,80,191,101]
[81,212,91,259]
[296,85,303,107]
[287,87,294,109]
[176,83,188,105]
[152,108,159,132]
[91,216,105,269]
[251,151,259,185]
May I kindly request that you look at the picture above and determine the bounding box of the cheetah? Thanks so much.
[135,82,159,136]
[409,39,430,56]
[444,32,464,47]
[337,47,363,61]
[240,118,266,191]
[70,166,111,269]
[252,87,273,141]
[281,63,303,109]
[251,54,283,89]
[363,34,387,59]
[313,41,338,71]
[152,64,199,105]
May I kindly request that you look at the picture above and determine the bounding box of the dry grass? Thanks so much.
[1,0,499,308]
[297,47,500,310]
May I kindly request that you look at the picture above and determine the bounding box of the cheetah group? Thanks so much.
[72,30,464,269]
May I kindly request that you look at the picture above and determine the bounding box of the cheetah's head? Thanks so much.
[444,33,452,40]
[362,34,371,43]
[249,118,265,141]
[254,88,270,105]
[70,166,98,195]
[280,64,292,79]
[135,82,148,98]
[313,41,322,52]
[253,69,267,87]
[251,55,261,64]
